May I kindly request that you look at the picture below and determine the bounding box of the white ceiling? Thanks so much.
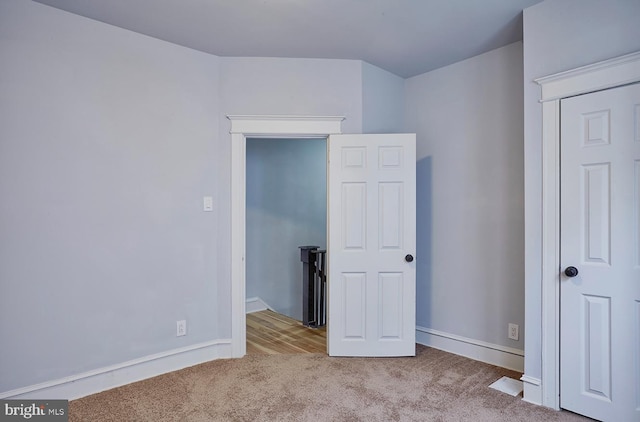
[33,0,543,78]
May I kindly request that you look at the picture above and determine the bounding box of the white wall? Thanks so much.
[405,42,525,350]
[0,0,221,392]
[362,62,404,133]
[246,138,326,320]
[522,0,640,385]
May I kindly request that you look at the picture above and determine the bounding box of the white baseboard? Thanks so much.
[246,297,273,313]
[520,375,543,405]
[1,339,232,401]
[416,326,524,372]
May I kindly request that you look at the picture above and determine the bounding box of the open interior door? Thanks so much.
[327,134,416,357]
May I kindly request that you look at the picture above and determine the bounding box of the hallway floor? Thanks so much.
[246,310,326,355]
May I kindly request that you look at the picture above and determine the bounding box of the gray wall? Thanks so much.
[0,0,367,393]
[246,138,326,320]
[0,0,221,390]
[12,0,627,397]
[215,57,364,337]
[405,42,525,350]
[522,0,640,381]
[362,62,405,133]
[219,57,363,134]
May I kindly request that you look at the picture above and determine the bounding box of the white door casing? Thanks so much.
[532,51,640,413]
[228,115,344,358]
[559,83,640,421]
[327,134,416,357]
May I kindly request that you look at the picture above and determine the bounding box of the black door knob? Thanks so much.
[564,266,579,277]
[405,254,414,263]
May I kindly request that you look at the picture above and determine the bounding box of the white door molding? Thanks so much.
[227,115,344,357]
[532,51,640,410]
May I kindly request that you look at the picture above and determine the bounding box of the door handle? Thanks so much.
[405,254,414,263]
[564,266,579,277]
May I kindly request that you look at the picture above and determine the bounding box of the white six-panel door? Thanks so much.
[327,134,416,357]
[560,83,640,421]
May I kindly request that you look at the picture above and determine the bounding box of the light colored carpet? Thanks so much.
[69,345,591,421]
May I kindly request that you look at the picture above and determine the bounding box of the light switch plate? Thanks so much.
[177,320,186,337]
[203,196,213,211]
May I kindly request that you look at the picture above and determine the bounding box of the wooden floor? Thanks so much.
[246,310,327,355]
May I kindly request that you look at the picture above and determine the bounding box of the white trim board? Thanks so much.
[520,375,542,406]
[227,115,344,135]
[531,50,640,410]
[0,339,232,401]
[535,51,640,101]
[246,297,273,313]
[227,115,344,358]
[416,326,524,372]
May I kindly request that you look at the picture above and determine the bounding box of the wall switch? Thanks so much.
[177,320,187,337]
[508,323,519,341]
[203,196,213,212]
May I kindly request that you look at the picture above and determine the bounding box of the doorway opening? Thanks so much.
[227,115,344,358]
[245,137,327,354]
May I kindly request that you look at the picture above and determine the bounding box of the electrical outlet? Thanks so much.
[177,320,187,337]
[508,323,519,341]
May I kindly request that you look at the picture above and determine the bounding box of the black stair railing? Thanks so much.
[298,246,327,328]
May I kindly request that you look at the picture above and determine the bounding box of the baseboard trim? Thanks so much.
[416,326,524,372]
[520,375,543,405]
[1,339,233,401]
[246,297,273,313]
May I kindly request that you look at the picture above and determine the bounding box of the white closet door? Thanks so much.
[560,83,640,421]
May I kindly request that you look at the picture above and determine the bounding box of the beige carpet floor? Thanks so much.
[69,345,592,421]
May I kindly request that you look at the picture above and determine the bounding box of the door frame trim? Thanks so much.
[533,51,640,409]
[227,115,344,357]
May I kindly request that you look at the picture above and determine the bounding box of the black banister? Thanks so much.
[299,246,327,328]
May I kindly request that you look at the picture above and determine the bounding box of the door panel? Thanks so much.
[560,83,640,421]
[342,183,366,249]
[379,182,403,249]
[581,163,610,265]
[328,134,416,357]
[343,273,366,339]
[582,295,611,399]
[379,272,403,339]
